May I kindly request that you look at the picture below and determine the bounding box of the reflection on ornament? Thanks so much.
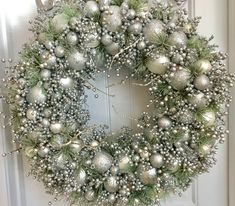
[146,55,170,74]
[138,167,157,185]
[158,116,172,129]
[85,1,100,17]
[67,32,78,46]
[76,168,86,186]
[26,83,47,103]
[50,122,64,134]
[59,77,74,89]
[201,110,216,126]
[194,74,210,90]
[85,190,96,201]
[104,176,119,192]
[150,153,164,168]
[194,59,212,74]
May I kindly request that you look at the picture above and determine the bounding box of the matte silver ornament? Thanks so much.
[93,151,113,173]
[85,190,96,201]
[188,92,207,108]
[69,139,84,154]
[76,168,86,186]
[195,59,212,74]
[66,32,78,46]
[84,1,100,17]
[146,55,170,74]
[104,176,119,192]
[158,116,172,129]
[26,83,47,103]
[118,156,131,173]
[68,50,87,70]
[194,74,210,90]
[169,68,191,90]
[102,6,122,32]
[40,69,51,81]
[55,46,65,58]
[138,167,157,185]
[128,22,142,35]
[169,31,187,47]
[101,34,113,46]
[150,153,164,168]
[38,147,50,157]
[201,110,216,126]
[26,108,37,120]
[105,43,120,55]
[143,20,164,43]
[50,122,64,134]
[85,33,100,48]
[51,13,69,33]
[59,77,74,89]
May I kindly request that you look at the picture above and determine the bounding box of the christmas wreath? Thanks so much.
[2,0,235,205]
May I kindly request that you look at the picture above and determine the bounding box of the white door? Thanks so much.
[0,0,234,206]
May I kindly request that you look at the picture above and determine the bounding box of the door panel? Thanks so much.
[0,0,229,206]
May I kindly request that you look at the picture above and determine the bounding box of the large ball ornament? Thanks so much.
[76,168,86,186]
[85,190,96,201]
[26,108,37,120]
[55,46,65,58]
[169,67,191,90]
[143,20,164,43]
[51,13,69,33]
[146,55,170,74]
[105,43,120,55]
[40,69,51,81]
[69,139,84,154]
[194,59,212,74]
[169,31,187,47]
[128,22,142,35]
[138,166,157,185]
[150,153,164,168]
[104,176,119,193]
[26,83,47,103]
[66,32,78,46]
[194,74,210,90]
[101,34,113,46]
[188,92,207,108]
[84,1,100,17]
[68,50,87,70]
[93,151,113,173]
[158,116,172,129]
[38,147,50,157]
[59,77,74,89]
[118,156,131,173]
[54,153,68,169]
[201,110,216,126]
[50,122,64,134]
[102,6,122,32]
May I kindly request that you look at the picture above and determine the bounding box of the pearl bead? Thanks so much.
[194,74,210,90]
[146,55,170,74]
[143,20,164,43]
[137,41,146,50]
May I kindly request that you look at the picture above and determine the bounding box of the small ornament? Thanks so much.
[102,6,122,32]
[111,166,119,175]
[50,135,66,149]
[101,34,113,46]
[51,13,69,33]
[93,151,113,173]
[43,108,52,117]
[25,147,36,158]
[150,153,164,168]
[104,176,119,192]
[158,116,172,129]
[128,22,142,35]
[137,41,146,50]
[85,190,96,201]
[138,166,157,185]
[118,156,131,173]
[69,139,84,153]
[201,110,216,126]
[143,20,164,43]
[42,118,50,127]
[50,122,64,134]
[146,55,170,74]
[26,108,37,120]
[84,1,100,17]
[76,168,86,186]
[40,69,51,81]
[194,59,212,74]
[85,33,100,48]
[38,147,50,157]
[169,31,187,47]
[169,160,180,172]
[105,42,120,55]
[169,67,191,90]
[91,140,99,148]
[194,74,210,90]
[199,144,212,156]
[54,153,68,169]
[68,50,87,70]
[55,46,65,58]
[26,83,47,103]
[59,77,74,89]
[188,92,207,108]
[183,23,193,34]
[66,32,78,46]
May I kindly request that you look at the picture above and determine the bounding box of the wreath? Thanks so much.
[2,0,235,205]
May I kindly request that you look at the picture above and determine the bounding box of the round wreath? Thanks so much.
[2,0,235,205]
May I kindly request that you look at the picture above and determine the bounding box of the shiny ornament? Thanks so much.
[76,168,86,186]
[85,190,96,201]
[51,13,69,33]
[169,68,191,90]
[150,154,164,168]
[44,40,53,50]
[25,147,36,158]
[69,139,84,153]
[40,69,51,81]
[194,59,212,74]
[169,31,187,47]
[158,116,172,129]
[101,34,113,46]
[146,55,170,74]
[169,160,180,172]
[179,110,193,124]
[50,122,64,134]
[38,147,50,157]
[137,41,146,50]
[66,32,78,46]
[42,118,50,127]
[102,6,122,32]
[68,50,87,70]
[54,153,68,169]
[26,108,37,120]
[105,42,120,55]
[84,1,100,17]
[128,22,142,35]
[143,20,164,43]
[85,33,100,48]
[188,92,207,108]
[93,151,113,173]
[183,23,193,34]
[59,77,74,89]
[138,167,157,185]
[194,75,210,90]
[41,51,56,69]
[104,176,119,192]
[55,46,65,58]
[26,83,47,103]
[201,110,216,126]
[99,0,110,9]
[50,135,66,149]
[43,108,52,117]
[118,156,131,173]
[199,144,212,156]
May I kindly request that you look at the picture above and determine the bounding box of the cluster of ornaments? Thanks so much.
[3,0,235,205]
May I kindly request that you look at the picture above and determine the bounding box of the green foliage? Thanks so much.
[153,33,172,51]
[111,0,124,6]
[127,0,148,11]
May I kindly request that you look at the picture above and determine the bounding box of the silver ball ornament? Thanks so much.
[26,108,37,120]
[84,1,100,17]
[105,43,120,55]
[50,122,64,134]
[199,144,212,156]
[69,139,84,154]
[50,135,66,149]
[169,31,187,47]
[26,83,47,103]
[38,147,50,157]
[146,55,170,74]
[93,151,113,173]
[169,160,180,172]
[150,153,164,168]
[101,34,113,46]
[194,75,211,90]
[128,22,142,35]
[201,110,216,126]
[55,46,65,58]
[76,168,86,186]
[42,118,50,127]
[40,69,51,81]
[137,41,146,50]
[138,167,157,185]
[66,32,78,46]
[169,68,191,90]
[51,14,69,33]
[68,50,87,70]
[143,20,164,43]
[195,59,212,74]
[188,92,207,108]
[85,190,96,201]
[54,153,68,169]
[158,116,172,129]
[118,156,131,173]
[104,176,119,193]
[59,77,74,89]
[85,33,100,48]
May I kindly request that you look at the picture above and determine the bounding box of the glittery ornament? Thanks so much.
[169,67,191,90]
[169,31,187,47]
[146,55,170,74]
[93,151,113,173]
[68,50,87,70]
[104,176,119,192]
[194,74,210,90]
[76,168,86,186]
[26,83,47,103]
[150,153,164,168]
[138,166,157,185]
[50,122,64,134]
[51,14,69,33]
[143,20,164,43]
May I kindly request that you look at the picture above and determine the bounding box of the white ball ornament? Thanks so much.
[26,83,47,103]
[26,108,37,120]
[194,74,210,90]
[50,122,64,134]
[76,168,86,186]
[59,77,74,89]
[105,42,120,55]
[150,153,164,168]
[93,151,113,173]
[101,34,113,46]
[38,147,50,157]
[40,69,51,81]
[84,1,100,17]
[194,59,212,74]
[146,55,170,74]
[104,176,119,192]
[143,20,164,43]
[169,67,191,90]
[102,6,122,32]
[158,116,172,129]
[55,46,65,58]
[138,166,157,185]
[66,32,78,46]
[51,13,69,33]
[188,92,207,108]
[68,50,87,70]
[118,156,131,173]
[128,22,142,35]
[169,31,188,47]
[201,110,216,126]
